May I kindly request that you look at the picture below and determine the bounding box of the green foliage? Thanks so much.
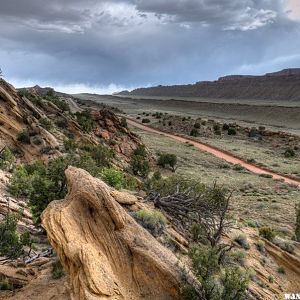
[134,209,166,236]
[221,267,249,300]
[75,110,95,133]
[100,168,125,189]
[222,123,230,131]
[131,155,150,178]
[0,147,15,171]
[17,129,30,144]
[227,128,237,136]
[0,212,32,259]
[284,148,295,158]
[190,128,199,137]
[39,117,53,130]
[194,122,201,129]
[234,234,250,250]
[133,144,147,157]
[249,127,258,138]
[181,285,198,300]
[64,138,78,152]
[89,145,114,167]
[277,266,285,274]
[157,153,177,172]
[9,166,32,197]
[51,260,64,279]
[259,226,276,241]
[142,118,150,123]
[120,117,128,128]
[295,201,300,242]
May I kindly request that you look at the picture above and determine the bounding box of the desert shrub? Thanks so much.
[234,234,250,250]
[55,118,68,129]
[157,153,177,172]
[123,174,138,191]
[51,260,64,279]
[295,201,300,242]
[0,212,32,259]
[142,118,150,124]
[120,117,127,128]
[255,240,265,253]
[82,144,114,167]
[273,237,294,254]
[277,266,285,274]
[268,275,274,283]
[259,226,276,241]
[134,209,166,236]
[136,116,140,120]
[40,146,53,154]
[0,147,15,171]
[249,127,258,138]
[230,250,247,266]
[284,148,295,158]
[233,164,244,171]
[245,219,260,228]
[17,129,30,144]
[133,144,147,157]
[0,278,13,291]
[223,123,230,131]
[32,136,43,146]
[75,110,95,133]
[100,168,125,190]
[213,124,221,132]
[8,166,32,197]
[227,127,237,136]
[130,155,150,178]
[181,285,198,300]
[194,123,201,129]
[39,117,53,130]
[190,128,199,137]
[201,120,207,126]
[184,245,249,300]
[64,138,78,152]
[259,173,273,179]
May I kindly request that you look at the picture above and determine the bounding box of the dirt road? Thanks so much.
[127,118,300,187]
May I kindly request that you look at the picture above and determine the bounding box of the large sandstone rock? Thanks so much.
[41,167,184,300]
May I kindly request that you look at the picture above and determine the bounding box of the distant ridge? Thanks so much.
[118,68,300,101]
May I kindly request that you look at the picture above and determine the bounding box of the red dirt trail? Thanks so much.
[127,118,300,187]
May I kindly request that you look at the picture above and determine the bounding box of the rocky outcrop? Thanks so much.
[42,167,185,300]
[121,68,300,101]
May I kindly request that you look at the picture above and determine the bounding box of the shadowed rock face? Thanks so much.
[41,167,184,300]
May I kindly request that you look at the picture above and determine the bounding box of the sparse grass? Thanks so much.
[51,260,64,279]
[234,234,250,250]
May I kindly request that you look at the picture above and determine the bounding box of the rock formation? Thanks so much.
[42,167,185,300]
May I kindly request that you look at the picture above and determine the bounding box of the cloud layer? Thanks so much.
[0,0,300,93]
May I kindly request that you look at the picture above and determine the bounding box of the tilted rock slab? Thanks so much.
[42,167,184,300]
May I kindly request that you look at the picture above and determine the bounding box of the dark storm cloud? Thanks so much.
[0,0,299,93]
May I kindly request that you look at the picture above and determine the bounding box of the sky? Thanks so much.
[0,0,300,94]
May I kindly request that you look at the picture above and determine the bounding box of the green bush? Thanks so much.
[277,266,285,274]
[234,234,250,250]
[134,209,166,236]
[75,110,95,133]
[157,153,177,172]
[142,118,150,123]
[131,155,150,178]
[39,118,53,130]
[284,148,295,158]
[45,91,70,112]
[249,127,258,138]
[194,123,201,129]
[100,168,125,189]
[133,144,147,157]
[120,117,128,128]
[17,129,30,144]
[64,138,78,152]
[9,166,32,197]
[51,260,64,279]
[190,128,199,137]
[227,128,237,136]
[0,147,15,171]
[259,226,276,241]
[0,212,32,259]
[223,123,230,131]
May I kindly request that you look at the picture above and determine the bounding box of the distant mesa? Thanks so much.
[117,68,300,101]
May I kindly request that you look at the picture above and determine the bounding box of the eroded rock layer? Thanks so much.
[42,167,183,300]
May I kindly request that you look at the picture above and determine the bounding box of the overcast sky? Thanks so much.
[1,0,300,94]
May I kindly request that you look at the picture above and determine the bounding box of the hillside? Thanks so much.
[119,68,300,101]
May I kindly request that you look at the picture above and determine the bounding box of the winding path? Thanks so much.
[127,118,300,187]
